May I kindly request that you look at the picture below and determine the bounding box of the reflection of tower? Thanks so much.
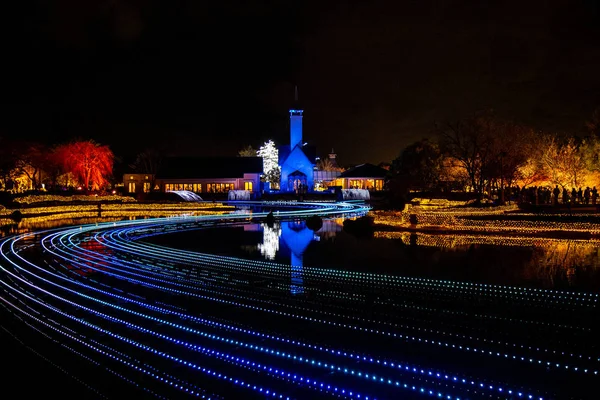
[280,221,315,295]
[258,219,326,295]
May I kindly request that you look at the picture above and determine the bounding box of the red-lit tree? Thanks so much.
[54,140,114,190]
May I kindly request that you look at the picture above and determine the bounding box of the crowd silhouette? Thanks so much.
[508,185,599,207]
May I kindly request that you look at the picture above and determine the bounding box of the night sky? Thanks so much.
[4,0,600,165]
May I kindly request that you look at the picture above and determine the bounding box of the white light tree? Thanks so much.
[258,140,280,189]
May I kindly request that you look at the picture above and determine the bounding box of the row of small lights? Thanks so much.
[2,203,386,400]
[118,224,598,307]
[17,228,544,400]
[89,223,597,372]
[45,220,596,386]
[7,200,592,396]
[372,209,600,235]
[12,216,540,400]
[95,226,595,366]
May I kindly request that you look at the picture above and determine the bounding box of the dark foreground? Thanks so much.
[1,215,598,400]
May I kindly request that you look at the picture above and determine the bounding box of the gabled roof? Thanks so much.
[279,144,317,165]
[156,157,263,179]
[339,163,388,178]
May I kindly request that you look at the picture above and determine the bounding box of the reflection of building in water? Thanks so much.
[280,221,315,295]
[258,219,343,294]
[315,218,344,240]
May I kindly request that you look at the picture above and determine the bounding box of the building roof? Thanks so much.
[339,163,388,178]
[156,157,263,179]
[278,144,317,165]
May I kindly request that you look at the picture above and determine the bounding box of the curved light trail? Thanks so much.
[0,201,598,399]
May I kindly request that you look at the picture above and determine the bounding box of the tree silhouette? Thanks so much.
[15,142,49,190]
[585,107,600,137]
[238,145,257,157]
[54,140,114,190]
[130,148,162,191]
[392,139,443,191]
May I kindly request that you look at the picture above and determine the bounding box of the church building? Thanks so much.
[278,92,316,192]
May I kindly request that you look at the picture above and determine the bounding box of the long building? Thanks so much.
[123,156,262,195]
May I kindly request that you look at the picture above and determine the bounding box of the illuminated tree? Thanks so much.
[257,140,280,188]
[439,156,470,190]
[316,158,343,172]
[580,135,600,173]
[540,136,587,189]
[516,157,548,187]
[55,140,114,190]
[238,145,257,157]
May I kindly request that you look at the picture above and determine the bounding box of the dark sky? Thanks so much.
[4,0,600,165]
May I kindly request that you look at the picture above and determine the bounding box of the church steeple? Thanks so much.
[328,148,338,168]
[289,85,303,149]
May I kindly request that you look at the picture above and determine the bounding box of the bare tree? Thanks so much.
[0,136,19,190]
[316,158,342,172]
[439,113,533,201]
[439,114,499,197]
[540,136,587,188]
[130,148,163,192]
[15,142,49,190]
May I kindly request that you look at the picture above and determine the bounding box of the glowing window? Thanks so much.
[244,181,253,191]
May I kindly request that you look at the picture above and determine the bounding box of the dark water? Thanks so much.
[144,219,600,291]
[1,214,599,400]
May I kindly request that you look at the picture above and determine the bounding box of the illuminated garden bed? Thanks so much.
[372,207,600,235]
[11,194,137,205]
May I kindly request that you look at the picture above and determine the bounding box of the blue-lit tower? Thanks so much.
[279,86,315,192]
[289,86,303,149]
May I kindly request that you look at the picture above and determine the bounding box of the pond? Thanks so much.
[144,219,600,291]
[1,207,598,400]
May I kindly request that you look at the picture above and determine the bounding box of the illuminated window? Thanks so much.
[207,183,234,193]
[143,182,150,193]
[349,179,363,189]
[375,179,384,191]
[192,183,202,192]
[244,181,253,191]
[128,182,136,193]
